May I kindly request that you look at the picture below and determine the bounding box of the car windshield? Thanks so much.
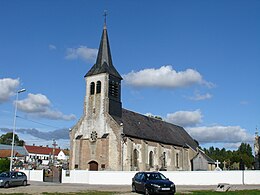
[146,173,166,180]
[0,172,10,177]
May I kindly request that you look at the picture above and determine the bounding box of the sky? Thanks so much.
[0,0,259,150]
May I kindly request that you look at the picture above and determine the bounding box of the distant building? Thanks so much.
[191,149,215,171]
[70,21,211,171]
[0,144,28,169]
[0,144,28,157]
[0,149,24,159]
[24,145,69,166]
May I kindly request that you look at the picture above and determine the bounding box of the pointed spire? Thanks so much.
[85,13,122,79]
[103,10,108,29]
[96,21,112,68]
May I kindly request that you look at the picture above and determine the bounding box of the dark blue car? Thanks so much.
[132,172,175,195]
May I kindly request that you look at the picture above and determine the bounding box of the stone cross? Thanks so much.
[215,160,222,171]
[215,160,221,168]
[223,161,227,170]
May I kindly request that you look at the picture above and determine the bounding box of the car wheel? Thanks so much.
[131,183,136,192]
[4,181,10,188]
[22,180,27,186]
[145,187,150,195]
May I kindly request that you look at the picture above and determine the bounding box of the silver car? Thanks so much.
[0,171,27,188]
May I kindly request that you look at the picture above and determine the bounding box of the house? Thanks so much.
[0,144,28,157]
[0,149,24,159]
[191,149,215,171]
[24,145,69,166]
[0,144,28,170]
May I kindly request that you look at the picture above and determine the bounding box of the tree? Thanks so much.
[203,143,254,170]
[237,143,254,169]
[238,143,253,157]
[0,132,25,146]
[147,115,163,120]
[0,158,10,172]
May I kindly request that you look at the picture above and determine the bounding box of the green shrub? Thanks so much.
[0,158,10,173]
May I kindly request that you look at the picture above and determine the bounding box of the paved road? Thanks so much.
[1,181,260,194]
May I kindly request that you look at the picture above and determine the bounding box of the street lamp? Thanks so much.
[10,88,26,171]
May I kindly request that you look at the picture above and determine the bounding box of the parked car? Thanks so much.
[0,171,27,188]
[132,171,175,195]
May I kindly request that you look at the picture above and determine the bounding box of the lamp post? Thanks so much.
[10,88,26,171]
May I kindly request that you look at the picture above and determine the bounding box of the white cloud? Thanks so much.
[17,93,76,121]
[49,44,57,50]
[240,100,249,105]
[65,46,98,62]
[17,93,50,113]
[223,142,242,150]
[0,78,20,104]
[187,125,253,144]
[189,92,213,101]
[166,110,202,127]
[123,65,213,88]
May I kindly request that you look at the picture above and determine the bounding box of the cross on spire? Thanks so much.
[103,10,108,26]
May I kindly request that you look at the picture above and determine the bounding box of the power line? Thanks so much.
[16,115,61,129]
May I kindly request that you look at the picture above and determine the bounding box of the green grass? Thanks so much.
[0,194,30,195]
[0,192,115,195]
[42,192,115,195]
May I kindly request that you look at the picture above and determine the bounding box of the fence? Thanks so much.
[21,170,43,181]
[22,170,260,185]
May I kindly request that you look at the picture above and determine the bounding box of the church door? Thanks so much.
[89,161,98,171]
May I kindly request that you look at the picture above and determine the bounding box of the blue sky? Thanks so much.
[0,0,259,150]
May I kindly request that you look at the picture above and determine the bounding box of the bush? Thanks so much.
[0,158,10,173]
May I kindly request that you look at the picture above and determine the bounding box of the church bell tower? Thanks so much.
[83,20,122,138]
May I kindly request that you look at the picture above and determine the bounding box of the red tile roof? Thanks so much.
[0,149,24,158]
[25,145,61,156]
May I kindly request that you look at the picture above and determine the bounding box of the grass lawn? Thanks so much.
[0,192,114,195]
[42,192,115,195]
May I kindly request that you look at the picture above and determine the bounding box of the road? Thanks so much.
[1,181,260,194]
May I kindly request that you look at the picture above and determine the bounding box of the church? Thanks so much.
[69,21,211,171]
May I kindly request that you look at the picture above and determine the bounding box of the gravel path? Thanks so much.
[1,181,260,194]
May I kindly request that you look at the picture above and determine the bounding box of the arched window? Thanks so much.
[90,82,95,95]
[149,151,154,168]
[133,149,139,168]
[162,152,166,168]
[96,81,101,94]
[176,153,179,168]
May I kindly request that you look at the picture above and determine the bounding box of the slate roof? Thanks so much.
[113,109,198,150]
[0,144,28,156]
[85,24,122,79]
[192,149,215,164]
